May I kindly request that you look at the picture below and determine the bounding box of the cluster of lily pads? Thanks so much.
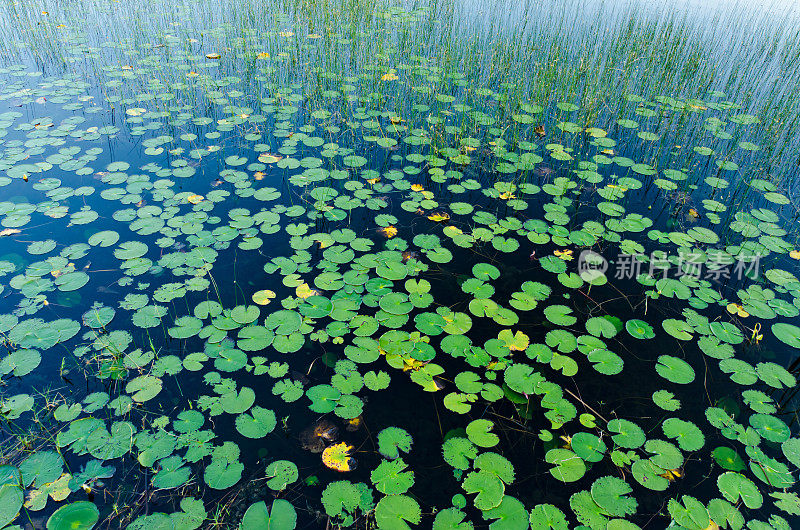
[0,1,800,530]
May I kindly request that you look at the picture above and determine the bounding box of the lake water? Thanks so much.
[1,0,800,529]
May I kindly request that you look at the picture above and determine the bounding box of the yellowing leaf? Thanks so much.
[258,153,282,164]
[658,468,682,481]
[24,473,72,509]
[0,228,21,237]
[790,250,800,259]
[499,329,529,351]
[378,225,398,238]
[296,283,318,299]
[427,212,450,222]
[402,358,424,372]
[47,474,72,502]
[346,416,362,431]
[187,194,204,204]
[381,72,399,81]
[726,303,749,318]
[322,442,355,472]
[252,290,276,305]
[257,52,270,59]
[410,184,424,192]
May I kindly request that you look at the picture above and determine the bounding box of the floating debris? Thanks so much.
[300,419,340,453]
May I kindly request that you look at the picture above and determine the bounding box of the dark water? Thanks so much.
[1,1,800,529]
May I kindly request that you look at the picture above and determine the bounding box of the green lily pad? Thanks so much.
[375,494,421,529]
[625,319,654,339]
[545,449,586,482]
[655,355,695,384]
[46,501,99,530]
[591,476,637,517]
[239,499,297,529]
[466,419,499,448]
[265,460,298,491]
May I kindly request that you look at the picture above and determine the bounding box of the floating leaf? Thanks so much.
[652,390,681,411]
[442,437,478,470]
[378,427,413,460]
[662,319,693,340]
[543,305,576,326]
[322,443,356,472]
[466,419,499,448]
[0,483,23,528]
[591,476,637,517]
[662,418,705,451]
[529,504,568,530]
[371,459,414,495]
[252,290,276,305]
[462,470,504,510]
[265,461,298,491]
[375,495,421,529]
[772,323,800,348]
[46,501,99,530]
[667,496,709,530]
[712,447,746,471]
[482,495,528,528]
[655,355,695,384]
[717,472,762,509]
[545,449,586,482]
[607,419,645,449]
[235,407,277,439]
[625,319,654,339]
[239,499,297,530]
